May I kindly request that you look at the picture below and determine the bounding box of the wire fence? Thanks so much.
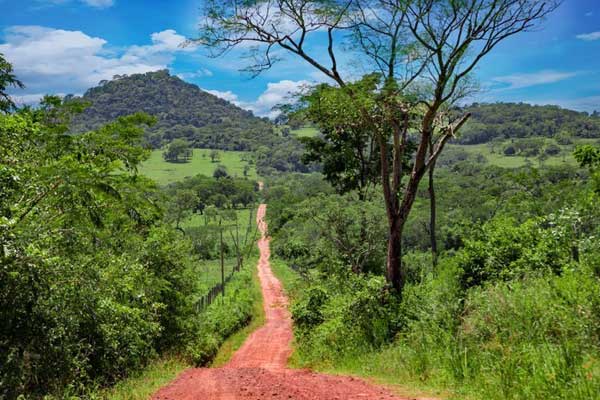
[192,204,260,313]
[194,259,241,312]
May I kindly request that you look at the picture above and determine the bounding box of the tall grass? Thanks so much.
[274,259,600,400]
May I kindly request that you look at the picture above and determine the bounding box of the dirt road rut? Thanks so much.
[151,204,410,400]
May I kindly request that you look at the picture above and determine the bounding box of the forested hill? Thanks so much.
[457,102,600,144]
[70,70,277,150]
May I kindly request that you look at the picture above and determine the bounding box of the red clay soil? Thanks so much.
[151,204,411,400]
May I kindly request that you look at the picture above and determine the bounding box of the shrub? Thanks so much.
[185,268,255,366]
[456,217,574,288]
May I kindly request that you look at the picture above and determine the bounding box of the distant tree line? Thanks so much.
[457,103,600,144]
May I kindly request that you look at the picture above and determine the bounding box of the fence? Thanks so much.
[194,259,241,312]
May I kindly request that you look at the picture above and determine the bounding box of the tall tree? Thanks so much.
[0,53,24,113]
[197,0,560,294]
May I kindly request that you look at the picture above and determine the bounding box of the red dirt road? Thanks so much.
[151,204,411,400]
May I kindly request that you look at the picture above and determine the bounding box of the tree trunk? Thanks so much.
[428,161,438,267]
[386,217,405,293]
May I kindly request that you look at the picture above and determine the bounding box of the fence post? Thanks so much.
[220,219,225,299]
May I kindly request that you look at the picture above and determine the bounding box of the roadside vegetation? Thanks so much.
[0,58,264,398]
[265,164,600,399]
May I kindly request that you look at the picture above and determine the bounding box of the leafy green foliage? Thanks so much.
[574,144,600,193]
[456,217,575,288]
[0,99,202,398]
[163,138,192,162]
[0,53,24,113]
[184,268,256,366]
[458,103,600,144]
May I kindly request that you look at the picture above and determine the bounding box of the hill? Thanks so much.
[70,70,277,151]
[457,102,600,144]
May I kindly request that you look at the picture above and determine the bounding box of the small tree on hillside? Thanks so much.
[163,138,192,163]
[213,164,229,179]
[209,149,220,163]
[197,0,560,294]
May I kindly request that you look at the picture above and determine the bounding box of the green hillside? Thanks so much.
[70,70,276,150]
[458,102,600,144]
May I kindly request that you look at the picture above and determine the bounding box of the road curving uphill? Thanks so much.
[152,204,412,400]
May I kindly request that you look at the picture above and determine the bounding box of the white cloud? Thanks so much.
[1,26,195,100]
[491,70,578,90]
[576,31,600,41]
[82,0,114,7]
[249,80,311,118]
[204,89,240,104]
[204,80,312,118]
[177,68,213,80]
[40,0,115,8]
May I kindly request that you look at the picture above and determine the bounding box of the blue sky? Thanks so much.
[1,0,599,117]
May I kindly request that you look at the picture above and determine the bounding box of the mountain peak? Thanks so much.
[71,70,275,150]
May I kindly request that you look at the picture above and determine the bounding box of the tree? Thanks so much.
[168,189,198,228]
[163,138,192,162]
[574,144,600,193]
[0,53,24,113]
[213,164,229,179]
[209,149,220,163]
[198,0,560,294]
[297,78,386,201]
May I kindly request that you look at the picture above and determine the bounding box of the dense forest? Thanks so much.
[69,70,273,150]
[457,102,600,144]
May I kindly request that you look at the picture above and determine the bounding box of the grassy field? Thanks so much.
[140,149,256,185]
[291,126,320,138]
[447,143,575,168]
[185,207,260,297]
[447,138,600,169]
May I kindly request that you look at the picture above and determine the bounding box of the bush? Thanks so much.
[290,273,401,364]
[456,217,574,288]
[185,268,255,366]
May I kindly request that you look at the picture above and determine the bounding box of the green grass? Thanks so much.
[210,256,265,367]
[291,126,320,137]
[270,258,302,298]
[269,258,450,399]
[194,258,239,296]
[187,207,260,296]
[139,149,256,185]
[99,355,189,400]
[448,143,577,168]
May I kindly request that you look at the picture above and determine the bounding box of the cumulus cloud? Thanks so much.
[576,31,600,41]
[204,80,312,118]
[0,26,195,100]
[491,70,578,90]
